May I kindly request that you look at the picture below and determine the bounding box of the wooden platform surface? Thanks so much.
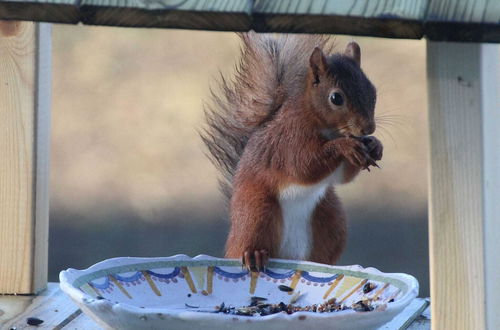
[0,283,429,329]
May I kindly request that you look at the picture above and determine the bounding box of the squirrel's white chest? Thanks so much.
[277,163,345,260]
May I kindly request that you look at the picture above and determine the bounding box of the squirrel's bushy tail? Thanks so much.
[202,32,334,200]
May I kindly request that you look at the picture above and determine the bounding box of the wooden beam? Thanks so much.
[427,41,500,330]
[0,0,253,31]
[0,21,51,294]
[0,0,79,23]
[0,0,498,42]
[0,0,427,38]
[79,0,251,31]
[425,0,500,42]
[252,0,426,38]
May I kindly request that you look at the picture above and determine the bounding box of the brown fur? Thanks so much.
[202,33,382,267]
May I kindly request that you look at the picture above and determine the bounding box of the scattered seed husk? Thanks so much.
[185,303,200,309]
[352,300,375,312]
[250,296,267,306]
[200,293,385,317]
[326,297,336,305]
[251,296,267,302]
[289,291,302,304]
[26,317,44,326]
[278,285,294,292]
[216,303,223,311]
[363,282,377,294]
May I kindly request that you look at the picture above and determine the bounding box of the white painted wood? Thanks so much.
[378,298,429,330]
[427,41,500,330]
[1,283,101,330]
[66,312,103,330]
[33,22,52,294]
[480,43,500,330]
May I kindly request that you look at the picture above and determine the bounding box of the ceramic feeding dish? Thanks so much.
[59,255,418,330]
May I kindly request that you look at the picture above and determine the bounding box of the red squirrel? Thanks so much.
[202,33,382,271]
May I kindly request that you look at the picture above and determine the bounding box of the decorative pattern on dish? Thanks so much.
[79,260,404,305]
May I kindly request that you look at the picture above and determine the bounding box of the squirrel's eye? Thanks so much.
[330,92,344,106]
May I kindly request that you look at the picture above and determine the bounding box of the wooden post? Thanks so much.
[427,41,500,329]
[0,21,51,294]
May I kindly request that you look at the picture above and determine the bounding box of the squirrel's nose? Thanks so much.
[362,123,375,135]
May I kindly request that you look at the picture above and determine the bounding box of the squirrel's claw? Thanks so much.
[362,155,380,171]
[367,156,378,167]
[353,137,382,171]
[242,249,269,272]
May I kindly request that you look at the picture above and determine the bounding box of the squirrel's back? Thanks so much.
[202,33,334,199]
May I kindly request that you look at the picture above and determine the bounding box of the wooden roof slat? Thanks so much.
[0,0,498,42]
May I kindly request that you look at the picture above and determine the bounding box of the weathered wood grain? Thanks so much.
[427,41,500,330]
[0,21,51,294]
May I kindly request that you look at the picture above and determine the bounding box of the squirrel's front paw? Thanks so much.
[334,137,376,170]
[361,136,383,161]
[242,249,269,272]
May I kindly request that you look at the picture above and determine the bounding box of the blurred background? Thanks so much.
[49,26,429,295]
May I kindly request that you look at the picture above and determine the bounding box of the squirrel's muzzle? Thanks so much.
[361,122,375,136]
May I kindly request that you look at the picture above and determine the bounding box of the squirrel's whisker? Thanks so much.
[376,125,397,147]
[375,112,408,122]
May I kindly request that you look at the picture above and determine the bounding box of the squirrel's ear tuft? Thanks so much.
[344,42,361,66]
[309,47,327,85]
